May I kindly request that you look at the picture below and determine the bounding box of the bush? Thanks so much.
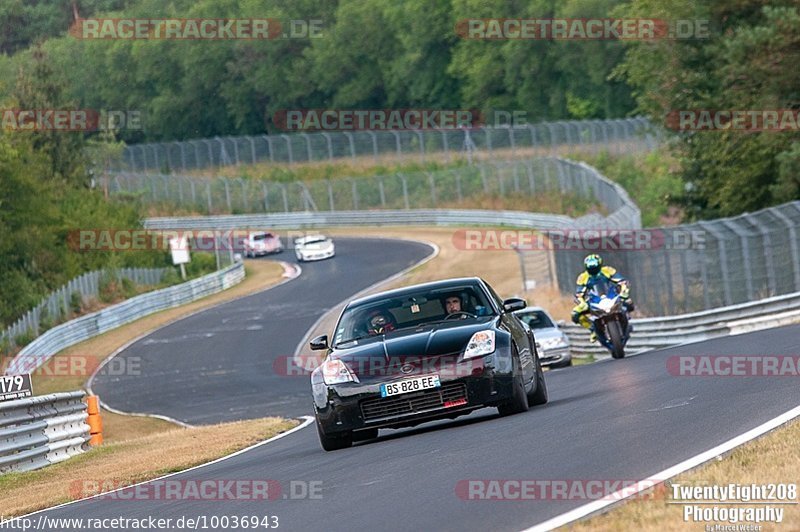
[70,291,83,314]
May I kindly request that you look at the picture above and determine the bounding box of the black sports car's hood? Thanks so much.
[332,318,498,380]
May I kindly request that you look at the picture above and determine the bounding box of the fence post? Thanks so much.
[301,133,313,161]
[698,222,732,307]
[327,180,335,211]
[321,132,333,161]
[248,136,257,164]
[399,174,410,210]
[369,131,379,164]
[281,134,293,164]
[721,219,754,302]
[343,132,356,160]
[768,205,800,292]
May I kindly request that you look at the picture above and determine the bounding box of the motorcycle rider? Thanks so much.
[571,254,633,342]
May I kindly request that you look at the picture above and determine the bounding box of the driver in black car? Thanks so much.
[442,292,471,319]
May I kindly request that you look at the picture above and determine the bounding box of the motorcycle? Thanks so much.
[586,277,632,359]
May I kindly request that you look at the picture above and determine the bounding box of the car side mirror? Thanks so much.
[557,320,566,327]
[502,298,527,312]
[309,334,329,351]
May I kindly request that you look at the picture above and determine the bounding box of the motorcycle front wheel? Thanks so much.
[607,320,626,359]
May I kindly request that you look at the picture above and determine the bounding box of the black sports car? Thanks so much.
[309,277,548,451]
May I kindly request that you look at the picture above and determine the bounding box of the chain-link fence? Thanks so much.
[1,268,171,349]
[546,201,800,315]
[109,158,641,226]
[111,118,659,173]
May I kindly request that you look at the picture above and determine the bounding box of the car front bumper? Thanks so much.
[538,347,571,367]
[313,353,515,436]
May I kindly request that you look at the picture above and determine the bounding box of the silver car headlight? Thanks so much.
[321,358,359,385]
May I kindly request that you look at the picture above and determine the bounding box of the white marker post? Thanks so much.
[169,235,191,280]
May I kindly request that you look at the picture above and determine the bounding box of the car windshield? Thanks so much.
[301,236,327,245]
[333,284,495,346]
[252,233,268,241]
[517,310,555,329]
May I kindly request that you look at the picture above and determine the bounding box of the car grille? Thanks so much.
[360,383,468,422]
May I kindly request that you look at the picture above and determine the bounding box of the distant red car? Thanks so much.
[243,231,284,257]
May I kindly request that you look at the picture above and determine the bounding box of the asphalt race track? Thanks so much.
[91,237,433,424]
[44,311,800,530]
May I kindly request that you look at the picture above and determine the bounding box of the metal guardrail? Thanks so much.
[2,267,170,350]
[112,118,659,172]
[109,157,641,227]
[140,158,640,236]
[563,290,800,358]
[0,391,89,474]
[5,262,245,376]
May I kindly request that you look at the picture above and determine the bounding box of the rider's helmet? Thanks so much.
[366,308,396,335]
[583,254,603,276]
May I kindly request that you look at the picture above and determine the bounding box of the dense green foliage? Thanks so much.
[0,0,635,143]
[0,45,170,327]
[0,0,798,327]
[616,0,799,218]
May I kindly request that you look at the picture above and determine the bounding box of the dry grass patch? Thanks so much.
[0,417,298,517]
[564,418,800,531]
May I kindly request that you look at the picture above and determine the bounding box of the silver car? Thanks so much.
[515,306,572,368]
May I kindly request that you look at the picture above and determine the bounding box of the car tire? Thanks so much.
[527,355,549,406]
[497,358,529,416]
[352,428,379,442]
[316,420,352,451]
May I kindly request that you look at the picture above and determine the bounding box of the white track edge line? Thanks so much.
[86,260,301,428]
[20,416,315,519]
[523,404,800,532]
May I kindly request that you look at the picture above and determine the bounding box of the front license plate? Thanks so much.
[380,375,441,397]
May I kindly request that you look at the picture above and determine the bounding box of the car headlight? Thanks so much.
[463,330,496,360]
[321,358,359,385]
[540,336,569,350]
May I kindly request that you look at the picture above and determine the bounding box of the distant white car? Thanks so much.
[294,234,335,262]
[515,306,572,368]
[243,231,283,258]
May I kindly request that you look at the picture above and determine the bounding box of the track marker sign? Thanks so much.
[0,374,33,402]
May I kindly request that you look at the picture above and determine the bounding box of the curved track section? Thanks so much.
[90,237,433,424]
[44,324,800,530]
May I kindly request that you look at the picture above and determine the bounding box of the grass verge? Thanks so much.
[564,418,800,531]
[0,417,298,517]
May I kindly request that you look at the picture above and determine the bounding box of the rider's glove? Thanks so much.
[619,284,630,300]
[571,300,588,324]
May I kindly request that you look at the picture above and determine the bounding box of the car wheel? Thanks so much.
[352,428,379,442]
[527,355,549,406]
[316,420,352,451]
[497,358,529,416]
